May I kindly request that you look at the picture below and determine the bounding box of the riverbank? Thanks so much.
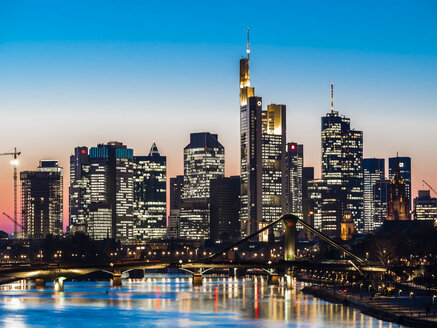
[302,285,437,328]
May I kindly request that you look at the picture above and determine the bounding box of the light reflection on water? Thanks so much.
[0,275,399,327]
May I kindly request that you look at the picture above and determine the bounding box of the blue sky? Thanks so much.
[0,0,436,230]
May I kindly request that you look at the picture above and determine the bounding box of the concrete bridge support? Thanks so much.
[192,272,203,286]
[267,273,280,286]
[54,278,64,292]
[112,269,122,287]
[35,278,46,289]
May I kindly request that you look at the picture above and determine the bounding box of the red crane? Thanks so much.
[2,212,23,229]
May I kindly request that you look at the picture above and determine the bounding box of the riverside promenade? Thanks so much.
[302,285,437,328]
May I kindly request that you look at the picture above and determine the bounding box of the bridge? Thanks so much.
[0,214,386,291]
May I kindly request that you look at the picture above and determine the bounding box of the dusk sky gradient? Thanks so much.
[0,0,436,232]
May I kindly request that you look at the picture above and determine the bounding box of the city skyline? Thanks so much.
[1,1,437,232]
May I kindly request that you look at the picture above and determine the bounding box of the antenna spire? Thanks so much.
[247,28,250,60]
[330,83,334,112]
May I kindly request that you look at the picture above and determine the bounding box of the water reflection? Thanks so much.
[0,276,395,327]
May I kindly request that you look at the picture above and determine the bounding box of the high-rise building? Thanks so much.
[210,176,241,242]
[286,143,303,219]
[308,179,344,235]
[389,156,411,208]
[321,84,363,235]
[239,31,262,238]
[133,143,166,240]
[261,104,286,236]
[69,147,90,229]
[239,32,287,239]
[69,142,134,242]
[179,132,225,240]
[373,179,390,230]
[169,175,184,210]
[167,209,180,239]
[302,167,314,227]
[21,160,63,239]
[413,190,437,221]
[387,161,410,221]
[363,158,385,233]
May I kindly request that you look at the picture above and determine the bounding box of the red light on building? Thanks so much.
[81,149,86,154]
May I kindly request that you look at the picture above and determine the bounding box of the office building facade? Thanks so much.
[286,143,303,219]
[21,160,63,239]
[210,176,241,242]
[414,190,437,221]
[320,84,363,235]
[179,132,225,240]
[363,158,385,233]
[69,142,134,242]
[133,143,167,240]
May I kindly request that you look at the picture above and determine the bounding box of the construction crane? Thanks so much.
[0,147,21,235]
[2,212,23,229]
[423,180,437,197]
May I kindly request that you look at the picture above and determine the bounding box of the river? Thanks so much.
[0,275,399,327]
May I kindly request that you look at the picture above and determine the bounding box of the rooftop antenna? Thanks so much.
[330,83,334,112]
[247,28,250,60]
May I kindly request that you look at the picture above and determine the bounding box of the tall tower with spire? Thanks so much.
[319,84,364,236]
[239,31,287,238]
[239,29,263,237]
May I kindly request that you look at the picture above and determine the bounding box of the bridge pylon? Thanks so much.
[112,269,122,287]
[193,270,203,286]
[267,273,279,285]
[282,214,298,261]
[35,278,46,289]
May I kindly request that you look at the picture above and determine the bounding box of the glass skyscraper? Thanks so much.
[239,33,287,239]
[320,84,363,236]
[286,143,303,220]
[21,160,63,239]
[179,132,225,240]
[261,104,286,238]
[133,143,167,240]
[363,158,385,233]
[69,142,134,243]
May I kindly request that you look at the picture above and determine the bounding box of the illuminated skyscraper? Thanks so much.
[414,190,437,221]
[239,31,286,238]
[69,142,134,242]
[389,156,411,209]
[373,179,390,230]
[321,84,363,235]
[363,158,385,232]
[261,104,286,237]
[286,143,303,219]
[133,143,166,240]
[179,132,225,240]
[308,179,344,235]
[21,160,63,239]
[69,147,90,231]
